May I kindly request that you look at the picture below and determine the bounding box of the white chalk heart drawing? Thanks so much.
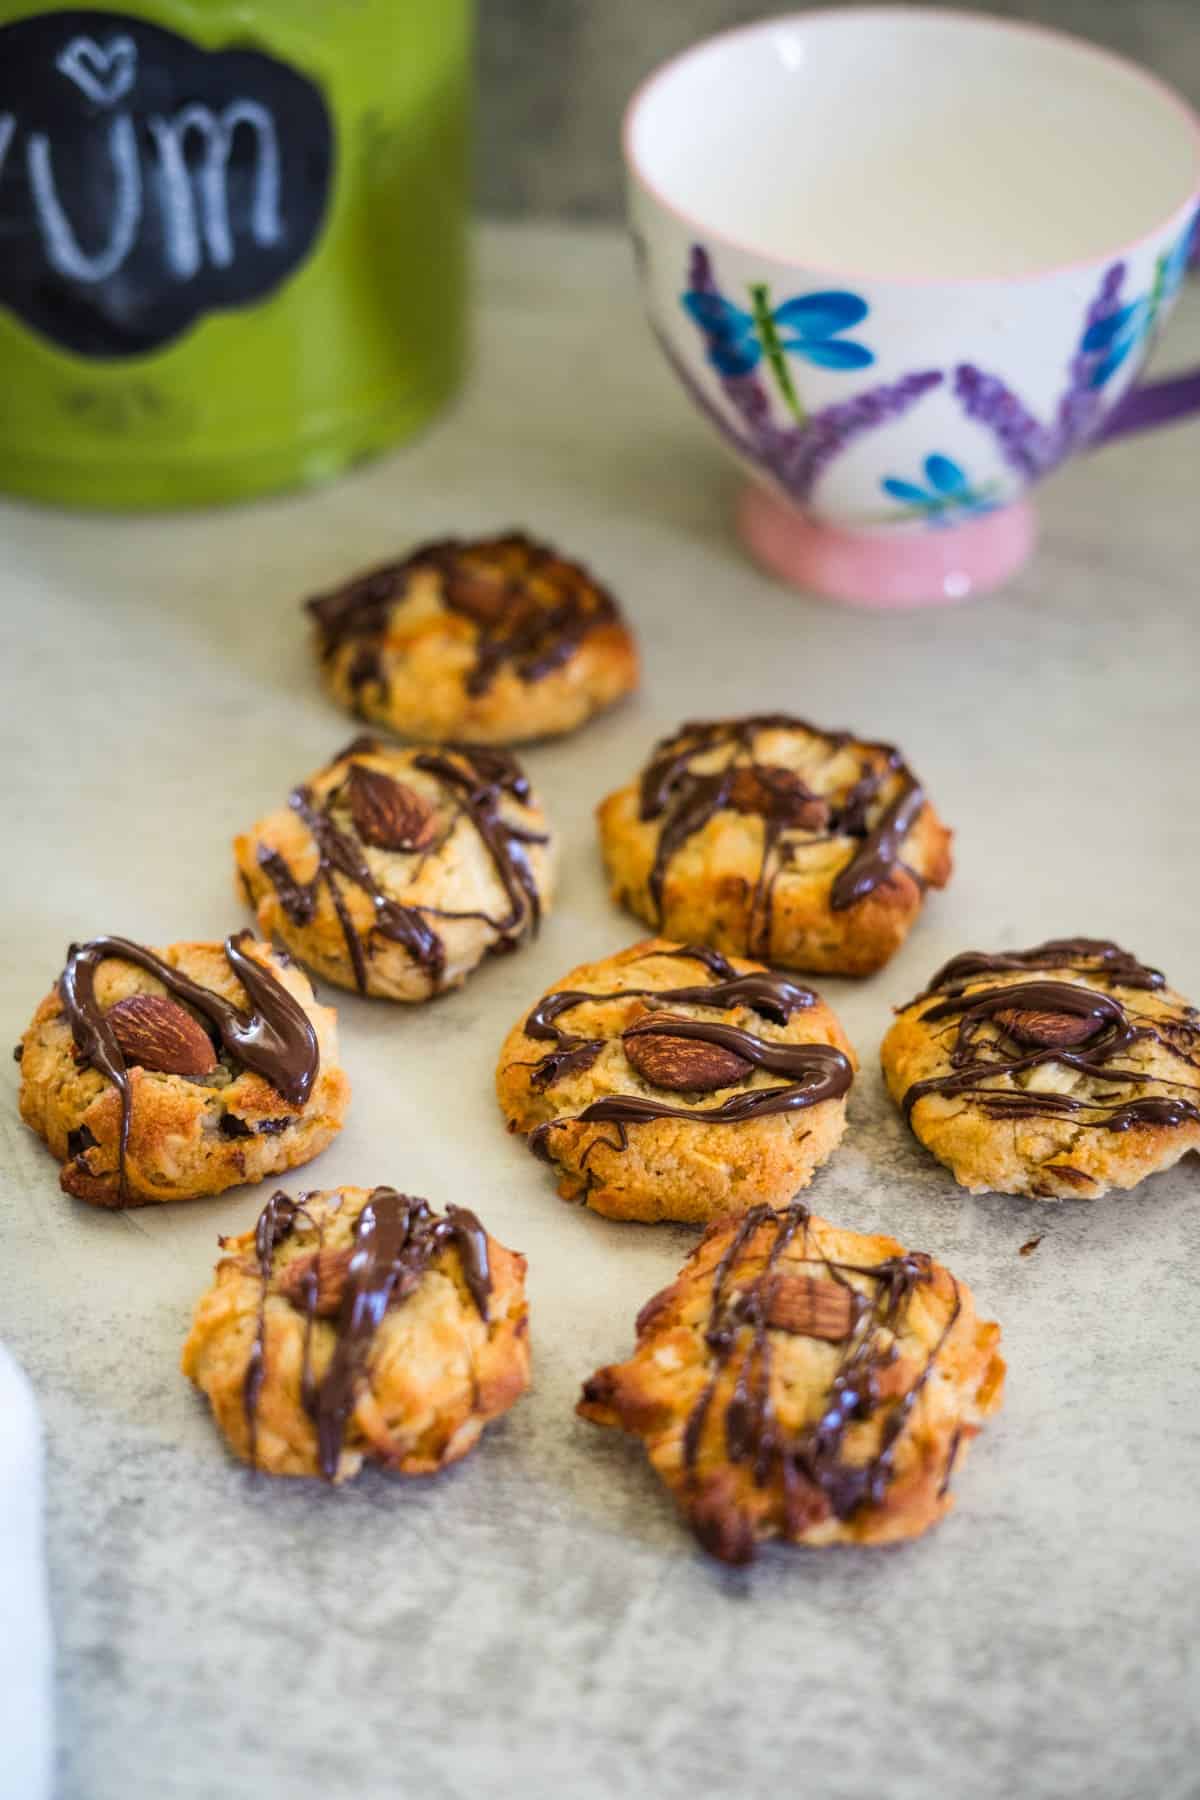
[55,35,138,108]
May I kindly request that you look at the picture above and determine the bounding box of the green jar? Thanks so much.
[0,0,470,507]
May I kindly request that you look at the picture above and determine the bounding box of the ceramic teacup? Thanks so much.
[624,8,1200,604]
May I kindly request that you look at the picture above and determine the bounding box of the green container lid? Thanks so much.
[0,0,471,508]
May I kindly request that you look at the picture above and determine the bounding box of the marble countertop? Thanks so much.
[3,222,1198,1800]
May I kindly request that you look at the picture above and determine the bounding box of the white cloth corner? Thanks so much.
[0,1345,53,1800]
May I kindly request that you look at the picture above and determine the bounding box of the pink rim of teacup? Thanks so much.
[622,6,1200,289]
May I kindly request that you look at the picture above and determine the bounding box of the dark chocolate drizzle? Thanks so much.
[520,945,851,1164]
[59,932,320,1201]
[635,716,927,949]
[677,1203,959,1557]
[243,1189,313,1466]
[900,940,1200,1134]
[306,532,620,701]
[243,1187,492,1479]
[255,739,547,995]
[413,749,545,940]
[914,937,1166,1000]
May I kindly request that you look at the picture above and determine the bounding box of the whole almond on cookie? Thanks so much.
[106,994,217,1077]
[995,1008,1096,1048]
[276,1246,354,1318]
[765,1275,856,1342]
[444,561,512,626]
[347,763,437,851]
[623,1014,752,1092]
[727,765,830,831]
[276,1244,426,1319]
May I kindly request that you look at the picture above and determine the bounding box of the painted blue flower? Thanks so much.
[1080,215,1195,388]
[682,279,874,422]
[882,455,998,528]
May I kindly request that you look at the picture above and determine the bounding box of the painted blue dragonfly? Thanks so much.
[682,280,874,422]
[881,454,998,528]
[1081,212,1197,389]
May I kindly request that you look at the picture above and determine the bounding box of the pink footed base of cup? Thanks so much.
[736,482,1037,607]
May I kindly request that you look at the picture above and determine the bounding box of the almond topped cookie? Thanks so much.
[597,714,952,976]
[182,1185,530,1481]
[16,932,348,1206]
[307,531,639,744]
[580,1203,1004,1563]
[881,937,1200,1198]
[496,938,855,1223]
[235,735,556,1001]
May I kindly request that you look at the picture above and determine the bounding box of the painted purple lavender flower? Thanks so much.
[1067,213,1195,412]
[952,364,1056,481]
[954,259,1143,479]
[1052,262,1127,454]
[650,321,765,468]
[775,372,944,503]
[671,244,942,508]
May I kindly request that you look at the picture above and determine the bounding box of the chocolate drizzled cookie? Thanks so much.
[17,934,348,1206]
[306,531,639,745]
[496,939,856,1224]
[236,736,556,1002]
[597,714,952,976]
[183,1184,530,1482]
[580,1203,1004,1563]
[882,937,1200,1198]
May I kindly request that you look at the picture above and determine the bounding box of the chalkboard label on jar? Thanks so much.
[0,9,335,357]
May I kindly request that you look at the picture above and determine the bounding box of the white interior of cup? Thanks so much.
[627,8,1200,280]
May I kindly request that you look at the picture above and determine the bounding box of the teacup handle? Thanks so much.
[1094,365,1200,443]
